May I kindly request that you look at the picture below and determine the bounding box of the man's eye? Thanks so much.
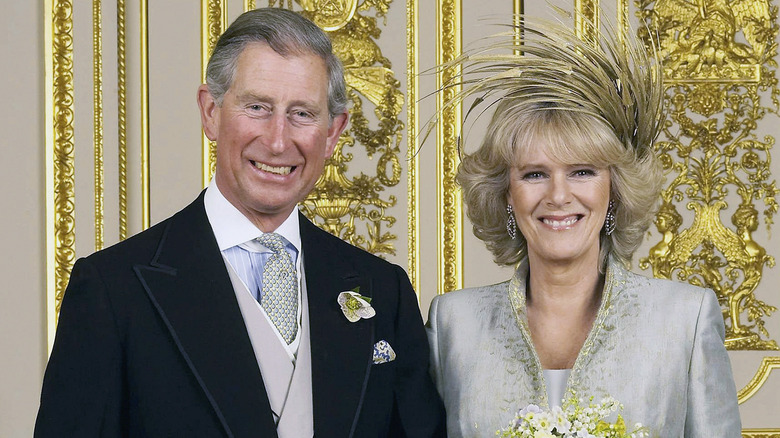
[290,110,315,122]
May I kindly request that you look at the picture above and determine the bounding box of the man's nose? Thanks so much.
[265,113,290,153]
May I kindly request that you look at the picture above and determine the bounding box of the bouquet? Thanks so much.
[498,396,648,438]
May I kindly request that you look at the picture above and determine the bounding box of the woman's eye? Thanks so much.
[573,169,596,177]
[522,171,545,180]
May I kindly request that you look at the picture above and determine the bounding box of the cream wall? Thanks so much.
[0,1,46,436]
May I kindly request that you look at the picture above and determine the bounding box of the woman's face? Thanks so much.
[507,142,611,267]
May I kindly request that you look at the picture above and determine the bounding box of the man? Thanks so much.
[35,8,445,437]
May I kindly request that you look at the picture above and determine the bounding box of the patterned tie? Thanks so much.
[256,233,298,344]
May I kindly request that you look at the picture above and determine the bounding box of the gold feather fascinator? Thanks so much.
[423,13,664,158]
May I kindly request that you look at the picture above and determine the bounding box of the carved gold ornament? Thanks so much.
[637,0,779,350]
[267,0,403,257]
[46,0,77,336]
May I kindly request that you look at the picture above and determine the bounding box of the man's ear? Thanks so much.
[197,84,219,141]
[324,111,349,158]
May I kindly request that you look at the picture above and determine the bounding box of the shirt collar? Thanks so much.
[204,178,301,254]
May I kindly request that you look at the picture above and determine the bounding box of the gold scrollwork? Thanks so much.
[266,1,404,258]
[46,0,76,342]
[52,0,76,316]
[436,0,463,294]
[638,0,779,351]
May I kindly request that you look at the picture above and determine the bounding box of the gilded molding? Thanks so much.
[201,0,226,186]
[637,0,779,351]
[46,0,76,342]
[245,0,257,11]
[93,0,104,250]
[140,0,150,229]
[436,0,463,295]
[117,0,128,241]
[575,0,599,44]
[737,356,780,404]
[513,0,523,56]
[742,430,780,437]
[407,0,420,294]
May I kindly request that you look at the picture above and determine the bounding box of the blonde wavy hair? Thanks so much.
[458,100,662,267]
[429,15,665,267]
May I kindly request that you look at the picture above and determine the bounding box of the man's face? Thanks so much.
[198,42,348,232]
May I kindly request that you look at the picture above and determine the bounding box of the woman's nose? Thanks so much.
[547,174,572,206]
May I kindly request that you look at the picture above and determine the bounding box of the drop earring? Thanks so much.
[506,204,517,240]
[604,200,616,236]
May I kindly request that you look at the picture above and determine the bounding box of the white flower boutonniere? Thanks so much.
[338,288,375,322]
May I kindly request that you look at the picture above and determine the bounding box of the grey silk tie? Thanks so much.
[256,233,298,344]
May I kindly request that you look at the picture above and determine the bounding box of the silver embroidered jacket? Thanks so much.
[426,257,741,437]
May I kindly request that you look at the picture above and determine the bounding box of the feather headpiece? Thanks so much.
[423,13,664,158]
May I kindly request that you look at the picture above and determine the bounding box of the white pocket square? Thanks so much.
[372,340,396,364]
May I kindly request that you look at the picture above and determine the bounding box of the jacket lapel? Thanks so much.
[301,214,374,438]
[134,193,277,438]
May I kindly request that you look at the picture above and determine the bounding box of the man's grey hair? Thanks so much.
[205,8,348,118]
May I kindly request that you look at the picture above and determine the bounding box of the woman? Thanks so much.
[426,17,741,437]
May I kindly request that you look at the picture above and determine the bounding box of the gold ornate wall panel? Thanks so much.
[46,0,154,340]
[436,0,463,295]
[638,0,780,352]
[45,0,77,349]
[626,0,780,433]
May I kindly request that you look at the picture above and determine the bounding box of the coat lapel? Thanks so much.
[134,194,277,438]
[301,214,374,438]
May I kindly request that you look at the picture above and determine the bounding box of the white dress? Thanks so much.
[426,257,741,438]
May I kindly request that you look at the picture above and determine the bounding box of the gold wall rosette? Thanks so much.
[637,0,779,351]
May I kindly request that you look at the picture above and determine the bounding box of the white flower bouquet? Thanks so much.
[498,396,648,438]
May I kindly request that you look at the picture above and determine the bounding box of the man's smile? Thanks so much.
[251,160,294,176]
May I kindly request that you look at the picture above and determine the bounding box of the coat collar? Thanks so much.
[132,195,373,438]
[506,255,629,408]
[300,214,374,438]
[133,192,277,438]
